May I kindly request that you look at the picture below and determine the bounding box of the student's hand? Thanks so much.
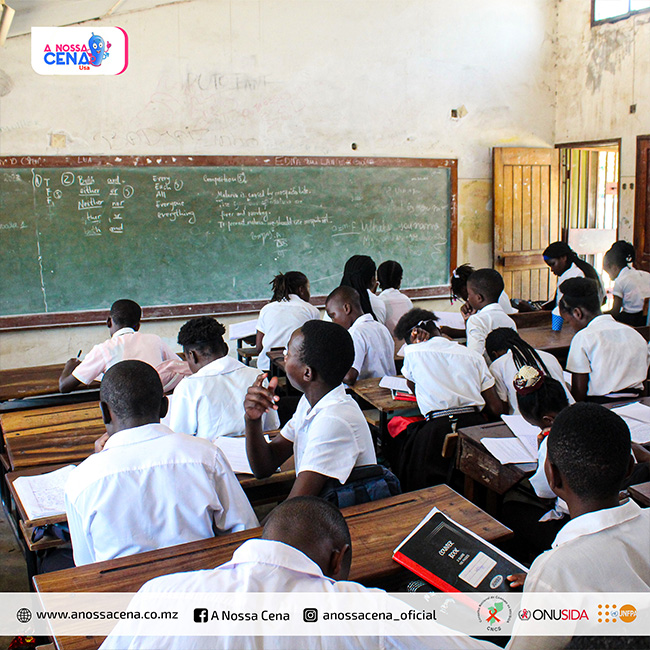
[94,432,110,453]
[507,573,526,589]
[62,357,82,374]
[460,302,475,321]
[410,327,431,344]
[244,374,279,422]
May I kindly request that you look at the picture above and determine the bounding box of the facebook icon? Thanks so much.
[194,608,209,623]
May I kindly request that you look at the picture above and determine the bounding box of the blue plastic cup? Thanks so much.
[551,313,563,331]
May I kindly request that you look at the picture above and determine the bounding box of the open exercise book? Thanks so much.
[12,465,76,521]
[611,402,650,444]
[393,508,526,593]
[479,415,540,464]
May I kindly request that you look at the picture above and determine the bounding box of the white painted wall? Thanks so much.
[0,0,557,369]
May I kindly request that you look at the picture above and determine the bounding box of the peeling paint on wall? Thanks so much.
[586,27,633,92]
[0,70,13,97]
[458,180,493,259]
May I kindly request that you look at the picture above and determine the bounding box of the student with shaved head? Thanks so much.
[101,497,498,650]
[64,360,258,566]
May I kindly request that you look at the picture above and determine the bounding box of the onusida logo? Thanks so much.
[31,27,128,76]
[517,609,589,622]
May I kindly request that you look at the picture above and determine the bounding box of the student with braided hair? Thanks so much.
[486,327,573,414]
[377,260,413,336]
[450,263,516,315]
[603,240,650,326]
[255,271,320,371]
[339,254,387,324]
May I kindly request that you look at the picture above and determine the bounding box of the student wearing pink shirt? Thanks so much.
[59,299,178,393]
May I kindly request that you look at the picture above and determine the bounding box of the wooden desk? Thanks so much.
[236,347,258,366]
[1,402,104,470]
[34,485,512,650]
[510,310,551,328]
[0,363,99,402]
[629,482,650,507]
[457,421,537,511]
[518,326,574,357]
[348,377,420,443]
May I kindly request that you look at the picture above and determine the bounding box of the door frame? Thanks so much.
[634,134,650,272]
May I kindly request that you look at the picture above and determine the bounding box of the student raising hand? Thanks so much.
[244,374,280,421]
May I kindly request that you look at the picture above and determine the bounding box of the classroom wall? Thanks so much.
[0,0,558,369]
[555,0,650,240]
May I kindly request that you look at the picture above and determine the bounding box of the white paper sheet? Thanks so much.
[480,437,537,464]
[612,402,650,424]
[433,311,465,330]
[501,414,541,438]
[228,319,258,341]
[214,436,254,474]
[13,465,76,521]
[379,376,412,394]
[617,417,650,444]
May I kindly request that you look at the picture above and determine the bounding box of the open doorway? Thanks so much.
[557,140,620,289]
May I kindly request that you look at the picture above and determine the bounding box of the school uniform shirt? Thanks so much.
[553,262,585,307]
[528,437,569,521]
[100,538,496,650]
[280,384,376,483]
[489,350,574,415]
[402,336,495,415]
[565,314,649,396]
[72,327,178,384]
[498,290,517,315]
[613,265,650,313]
[168,356,279,441]
[256,295,320,371]
[368,289,387,324]
[465,303,517,358]
[378,288,413,334]
[508,501,650,650]
[64,423,258,566]
[348,313,397,381]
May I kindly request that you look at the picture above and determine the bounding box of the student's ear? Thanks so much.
[159,395,169,420]
[303,365,314,383]
[541,414,555,429]
[106,316,112,329]
[133,323,141,332]
[545,456,563,495]
[343,302,352,315]
[328,543,351,580]
[99,401,112,426]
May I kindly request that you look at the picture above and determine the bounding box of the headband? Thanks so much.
[513,365,545,396]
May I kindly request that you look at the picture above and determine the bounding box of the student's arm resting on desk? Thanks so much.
[570,372,589,402]
[255,330,264,355]
[344,329,368,386]
[287,470,329,498]
[481,386,505,417]
[244,374,293,478]
[604,295,623,317]
[59,358,83,393]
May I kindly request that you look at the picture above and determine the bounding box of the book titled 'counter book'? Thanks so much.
[393,508,527,592]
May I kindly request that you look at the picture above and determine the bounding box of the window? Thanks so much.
[593,0,650,23]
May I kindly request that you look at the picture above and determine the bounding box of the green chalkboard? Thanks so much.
[0,156,456,327]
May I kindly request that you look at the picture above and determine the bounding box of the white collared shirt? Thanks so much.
[489,350,574,415]
[528,437,569,520]
[613,265,650,313]
[498,290,517,315]
[348,313,396,381]
[465,303,517,358]
[368,289,387,324]
[72,327,178,385]
[257,295,320,370]
[168,356,279,440]
[554,262,584,307]
[101,538,496,650]
[402,336,495,414]
[378,288,412,333]
[281,385,376,483]
[566,314,649,395]
[64,423,258,566]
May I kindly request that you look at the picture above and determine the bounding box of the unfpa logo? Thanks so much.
[597,603,636,624]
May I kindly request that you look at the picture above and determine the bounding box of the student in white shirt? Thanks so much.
[256,271,320,371]
[377,260,414,337]
[390,308,503,491]
[244,320,376,500]
[325,286,396,385]
[339,254,387,324]
[507,403,650,650]
[65,360,258,566]
[485,328,573,414]
[101,497,497,650]
[559,277,649,402]
[463,268,517,357]
[603,240,650,326]
[59,299,178,392]
[168,316,279,440]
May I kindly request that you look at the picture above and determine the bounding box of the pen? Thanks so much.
[77,349,82,358]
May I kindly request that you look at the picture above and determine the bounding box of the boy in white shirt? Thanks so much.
[325,286,396,385]
[65,360,258,566]
[377,260,414,338]
[59,298,178,392]
[391,308,503,490]
[244,320,376,500]
[559,277,649,402]
[168,316,279,440]
[507,403,650,650]
[463,269,517,358]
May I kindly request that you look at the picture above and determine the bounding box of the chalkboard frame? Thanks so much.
[0,155,457,330]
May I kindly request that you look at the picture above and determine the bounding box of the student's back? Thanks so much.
[377,260,414,336]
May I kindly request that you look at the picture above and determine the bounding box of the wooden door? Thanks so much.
[493,147,560,301]
[634,136,650,272]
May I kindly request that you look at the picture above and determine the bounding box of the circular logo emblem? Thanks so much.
[518,609,532,621]
[477,596,513,630]
[619,605,637,623]
[16,608,32,623]
[490,575,504,589]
